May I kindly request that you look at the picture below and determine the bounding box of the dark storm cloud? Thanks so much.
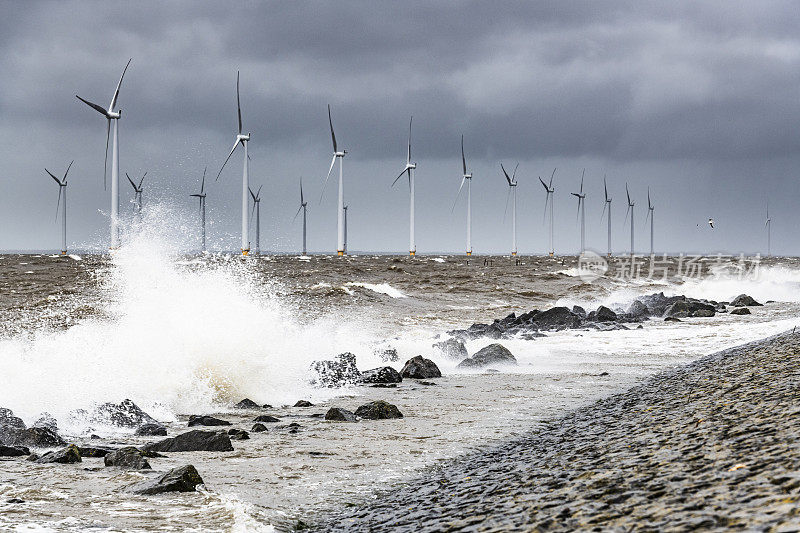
[1,0,799,254]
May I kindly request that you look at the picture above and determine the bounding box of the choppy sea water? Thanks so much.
[2,226,800,530]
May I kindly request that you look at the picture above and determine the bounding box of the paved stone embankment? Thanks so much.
[319,331,800,531]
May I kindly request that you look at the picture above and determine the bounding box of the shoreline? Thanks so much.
[316,329,800,531]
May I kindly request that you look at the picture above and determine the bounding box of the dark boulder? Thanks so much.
[663,300,690,318]
[104,446,151,469]
[293,400,314,407]
[692,309,716,317]
[78,446,115,458]
[128,465,204,495]
[360,366,403,384]
[135,423,167,436]
[627,300,649,318]
[595,306,617,322]
[354,401,403,420]
[32,413,58,433]
[254,415,280,423]
[532,307,582,330]
[457,343,517,369]
[730,307,752,315]
[35,444,81,464]
[187,415,231,427]
[251,423,268,432]
[0,445,29,457]
[10,427,66,448]
[664,316,682,322]
[572,305,587,317]
[227,429,250,440]
[142,430,233,453]
[324,407,357,422]
[731,294,762,307]
[91,399,159,429]
[0,408,26,443]
[432,338,468,359]
[310,352,361,387]
[234,398,261,409]
[400,356,441,379]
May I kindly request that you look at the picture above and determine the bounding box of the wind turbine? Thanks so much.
[392,117,417,256]
[126,172,146,215]
[571,169,586,255]
[76,58,131,250]
[343,205,349,255]
[294,179,308,255]
[216,71,251,256]
[500,162,519,256]
[623,183,635,257]
[321,105,347,256]
[539,168,556,256]
[45,161,73,255]
[645,188,655,256]
[765,201,771,257]
[189,167,207,253]
[600,175,612,257]
[453,135,473,256]
[249,185,262,255]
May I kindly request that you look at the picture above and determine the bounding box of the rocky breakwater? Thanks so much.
[318,330,800,531]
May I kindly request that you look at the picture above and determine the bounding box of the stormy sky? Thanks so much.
[1,1,798,255]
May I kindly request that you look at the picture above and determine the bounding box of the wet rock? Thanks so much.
[731,294,762,307]
[310,352,362,387]
[457,343,517,369]
[187,415,231,427]
[692,309,716,318]
[104,446,151,469]
[0,408,26,444]
[377,348,400,362]
[32,413,58,433]
[664,300,690,318]
[572,305,587,317]
[419,381,438,385]
[370,383,397,388]
[400,356,442,379]
[730,308,752,315]
[6,498,24,504]
[10,427,66,448]
[637,292,685,316]
[129,465,204,495]
[432,338,468,359]
[78,446,115,458]
[532,307,582,330]
[325,407,357,422]
[25,453,39,461]
[627,300,649,318]
[142,430,234,453]
[664,316,682,322]
[262,404,273,409]
[228,429,250,440]
[135,423,167,436]
[360,366,403,384]
[0,445,29,457]
[254,415,280,423]
[234,398,261,409]
[594,306,617,322]
[91,399,159,429]
[354,401,403,420]
[35,444,81,464]
[293,400,314,407]
[251,423,268,432]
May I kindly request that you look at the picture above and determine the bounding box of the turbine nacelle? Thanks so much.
[335,150,346,157]
[237,133,250,142]
[407,162,417,170]
[464,173,472,180]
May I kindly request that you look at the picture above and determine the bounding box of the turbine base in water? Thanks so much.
[337,250,344,256]
[61,250,67,255]
[511,252,517,256]
[241,249,249,256]
[549,252,554,257]
[466,251,472,256]
[409,251,415,256]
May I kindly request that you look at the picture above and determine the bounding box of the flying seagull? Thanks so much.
[708,218,714,229]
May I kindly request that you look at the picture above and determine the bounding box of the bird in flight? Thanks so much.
[708,218,715,228]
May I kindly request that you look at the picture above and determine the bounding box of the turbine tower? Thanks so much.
[45,161,73,255]
[765,201,771,257]
[392,117,417,256]
[249,185,262,256]
[500,162,519,256]
[294,179,308,255]
[216,71,251,256]
[343,205,349,255]
[126,172,146,215]
[76,58,131,250]
[321,105,347,256]
[645,188,655,256]
[453,135,473,256]
[601,175,612,257]
[624,183,635,257]
[189,167,207,253]
[539,168,556,256]
[571,169,586,255]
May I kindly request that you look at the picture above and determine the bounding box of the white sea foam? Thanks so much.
[346,282,407,298]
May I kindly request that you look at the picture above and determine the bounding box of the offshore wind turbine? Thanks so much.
[76,58,131,250]
[320,105,347,256]
[571,169,586,255]
[645,188,655,256]
[500,162,519,256]
[126,172,146,215]
[539,168,556,256]
[624,183,635,257]
[765,201,771,257]
[44,161,73,255]
[216,71,251,256]
[452,135,473,255]
[600,175,612,257]
[249,185,262,255]
[294,179,308,255]
[343,205,349,255]
[189,167,207,252]
[391,117,417,256]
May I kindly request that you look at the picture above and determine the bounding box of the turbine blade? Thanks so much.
[75,95,108,116]
[452,175,466,212]
[109,58,132,112]
[512,162,519,183]
[501,163,512,186]
[580,168,585,193]
[626,183,631,205]
[647,187,651,209]
[103,118,110,190]
[624,205,630,226]
[461,135,467,176]
[216,139,240,181]
[327,104,338,153]
[604,175,608,202]
[538,176,549,191]
[139,171,147,189]
[502,186,511,223]
[542,193,549,224]
[576,197,581,222]
[201,166,206,194]
[391,168,408,187]
[236,71,242,134]
[407,116,412,164]
[63,160,74,181]
[45,168,61,185]
[126,173,137,190]
[601,201,607,222]
[55,186,62,222]
[248,186,256,201]
[320,154,337,203]
[645,208,651,224]
[256,184,262,200]
[300,178,304,205]
[549,168,556,188]
[293,204,303,222]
